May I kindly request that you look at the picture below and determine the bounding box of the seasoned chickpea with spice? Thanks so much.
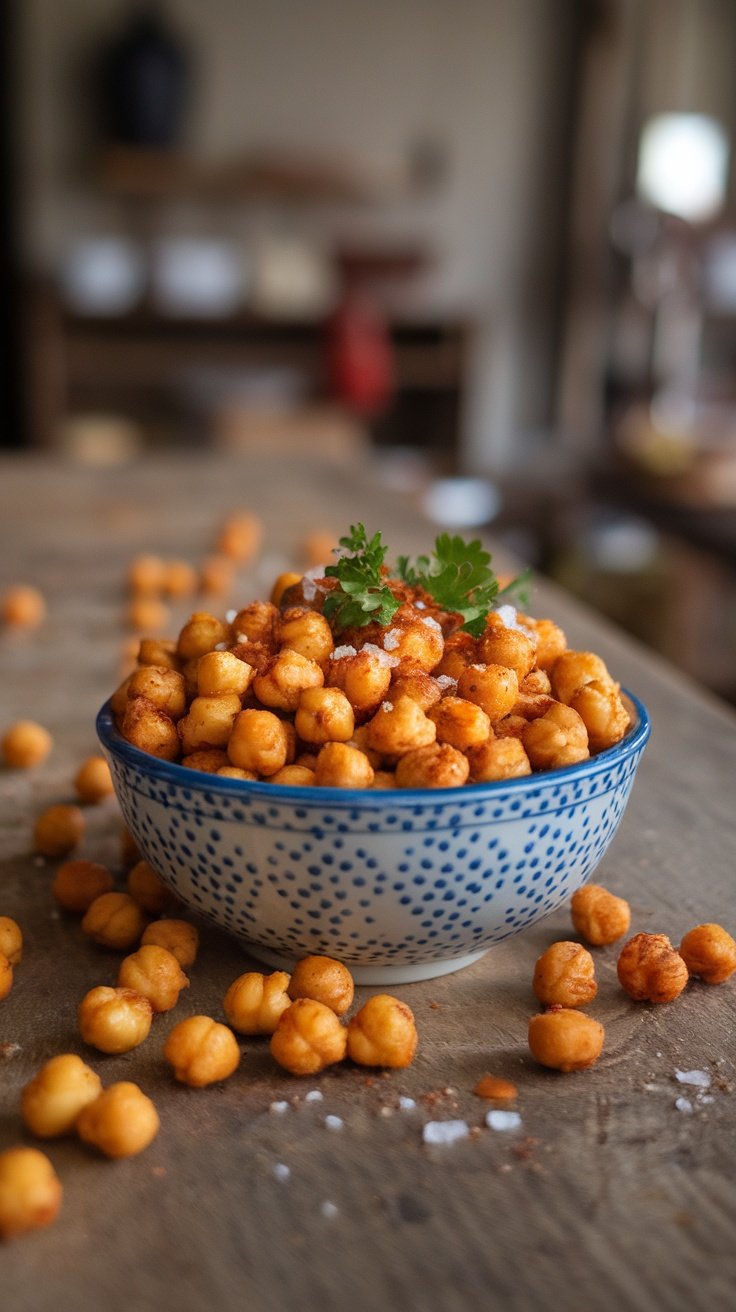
[141,918,199,968]
[457,663,519,724]
[314,742,374,789]
[533,941,598,1007]
[0,952,12,1002]
[224,970,292,1034]
[268,764,316,785]
[138,636,179,670]
[278,607,334,666]
[78,986,153,1053]
[164,1015,241,1087]
[364,696,436,757]
[0,1147,62,1239]
[182,749,229,773]
[196,649,253,698]
[617,933,689,1003]
[287,956,354,1016]
[76,1082,159,1158]
[347,994,418,1068]
[570,884,631,946]
[428,695,490,750]
[227,708,289,776]
[569,680,630,753]
[127,666,187,721]
[478,622,535,682]
[178,693,242,753]
[679,923,736,985]
[54,859,114,914]
[2,720,53,768]
[231,600,278,647]
[271,999,347,1076]
[528,1008,604,1072]
[34,804,85,858]
[127,859,175,914]
[120,695,180,761]
[550,650,613,707]
[216,511,262,563]
[466,736,531,783]
[395,742,469,789]
[127,596,170,634]
[117,944,189,1012]
[21,1054,102,1138]
[252,649,324,712]
[176,611,230,662]
[295,686,354,745]
[522,702,589,771]
[73,754,114,803]
[0,916,22,966]
[327,646,393,720]
[389,666,442,712]
[81,891,147,950]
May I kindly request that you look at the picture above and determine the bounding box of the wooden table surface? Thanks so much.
[1,454,735,1312]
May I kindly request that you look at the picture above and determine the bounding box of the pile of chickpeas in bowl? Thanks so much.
[110,567,633,789]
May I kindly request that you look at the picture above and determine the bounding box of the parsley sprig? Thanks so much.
[396,534,500,636]
[323,525,401,631]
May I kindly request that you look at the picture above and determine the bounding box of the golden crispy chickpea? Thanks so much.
[126,860,175,914]
[466,736,531,783]
[197,649,254,698]
[327,646,393,720]
[117,944,189,1013]
[137,637,180,670]
[457,663,519,723]
[295,686,355,745]
[570,884,631,946]
[224,970,292,1034]
[0,1147,62,1239]
[271,999,347,1075]
[227,709,289,776]
[253,649,324,712]
[433,631,478,680]
[216,765,259,781]
[164,1015,241,1087]
[0,952,12,1002]
[141,919,199,969]
[528,1009,604,1072]
[21,1054,102,1138]
[176,612,230,663]
[81,891,147,950]
[127,596,170,634]
[395,742,470,789]
[550,650,613,706]
[76,1082,159,1158]
[569,680,630,753]
[53,859,115,914]
[493,714,528,740]
[199,554,235,597]
[427,696,491,750]
[314,742,375,789]
[380,617,444,673]
[269,765,317,786]
[181,748,229,773]
[271,571,302,607]
[520,616,567,671]
[522,702,589,771]
[1,583,46,628]
[111,675,133,718]
[127,554,166,596]
[178,693,242,754]
[34,804,85,858]
[371,770,397,789]
[364,696,436,757]
[120,695,180,762]
[163,558,198,598]
[1,720,53,769]
[231,600,278,648]
[533,941,598,1007]
[617,933,689,1003]
[216,512,262,563]
[127,666,187,721]
[346,994,418,1068]
[679,924,736,985]
[389,666,442,712]
[478,622,535,682]
[73,754,114,804]
[78,986,153,1053]
[287,956,354,1016]
[0,916,22,966]
[279,608,334,666]
[521,669,552,696]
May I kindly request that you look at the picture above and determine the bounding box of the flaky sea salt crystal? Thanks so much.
[486,1110,522,1133]
[325,1115,343,1132]
[398,1096,416,1111]
[304,1089,323,1103]
[383,629,401,651]
[226,609,237,623]
[330,645,357,661]
[675,1097,694,1114]
[675,1069,711,1089]
[421,615,442,632]
[235,633,248,645]
[422,1120,469,1146]
[269,1100,289,1115]
[494,604,519,630]
[362,642,399,667]
[380,701,394,713]
[415,600,426,609]
[214,642,227,651]
[272,1163,290,1181]
[321,1201,339,1219]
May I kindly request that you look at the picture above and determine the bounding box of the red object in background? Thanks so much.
[326,292,395,416]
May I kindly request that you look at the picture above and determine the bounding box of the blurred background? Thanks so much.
[1,0,735,702]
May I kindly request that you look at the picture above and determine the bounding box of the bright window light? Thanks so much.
[636,113,729,224]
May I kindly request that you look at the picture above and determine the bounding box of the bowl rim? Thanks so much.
[96,688,650,808]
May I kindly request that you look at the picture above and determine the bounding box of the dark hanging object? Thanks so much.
[101,5,189,149]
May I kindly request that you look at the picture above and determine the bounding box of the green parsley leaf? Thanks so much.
[322,524,401,632]
[393,534,531,636]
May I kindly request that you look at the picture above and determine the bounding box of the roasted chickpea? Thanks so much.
[34,804,85,858]
[520,669,552,696]
[364,696,436,757]
[389,666,442,712]
[216,765,259,781]
[253,649,324,712]
[271,999,347,1075]
[550,650,613,706]
[81,892,147,950]
[76,1082,159,1158]
[466,736,531,783]
[0,916,22,966]
[120,695,180,761]
[570,884,631,946]
[127,666,187,721]
[346,994,418,1068]
[379,617,444,673]
[395,742,470,789]
[178,693,242,754]
[0,952,12,1002]
[53,859,115,914]
[522,702,589,770]
[520,616,567,671]
[176,612,230,662]
[231,601,278,648]
[117,944,189,1012]
[199,554,235,597]
[181,749,229,773]
[164,1015,241,1087]
[21,1054,102,1138]
[268,765,316,786]
[433,631,478,681]
[216,512,262,563]
[314,742,375,789]
[679,923,736,985]
[127,554,166,596]
[224,970,292,1034]
[528,1009,604,1072]
[279,608,334,665]
[327,646,393,720]
[141,919,199,969]
[457,663,519,723]
[295,686,354,745]
[78,986,153,1053]
[127,596,170,634]
[371,770,397,789]
[533,941,597,1007]
[137,637,179,670]
[493,714,528,740]
[73,754,114,804]
[271,571,302,607]
[427,696,491,750]
[1,720,53,769]
[163,558,198,598]
[0,1147,62,1238]
[478,622,535,682]
[196,650,254,698]
[1,583,46,628]
[617,933,689,1003]
[227,709,289,776]
[569,680,630,753]
[126,860,175,914]
[287,956,354,1016]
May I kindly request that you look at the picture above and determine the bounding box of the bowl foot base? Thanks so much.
[243,944,489,985]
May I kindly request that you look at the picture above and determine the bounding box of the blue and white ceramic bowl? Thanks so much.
[97,693,650,984]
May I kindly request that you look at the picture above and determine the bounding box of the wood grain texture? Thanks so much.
[1,455,735,1312]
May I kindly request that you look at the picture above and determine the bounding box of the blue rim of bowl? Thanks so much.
[96,689,650,808]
